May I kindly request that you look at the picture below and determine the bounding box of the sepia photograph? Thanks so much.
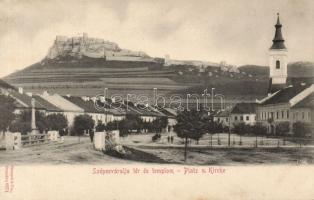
[0,0,313,199]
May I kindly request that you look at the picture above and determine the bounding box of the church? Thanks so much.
[256,14,314,135]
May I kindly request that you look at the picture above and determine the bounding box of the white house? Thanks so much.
[230,103,257,127]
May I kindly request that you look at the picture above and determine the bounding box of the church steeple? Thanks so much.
[270,13,287,50]
[268,13,288,94]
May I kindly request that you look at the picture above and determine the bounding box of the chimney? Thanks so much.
[18,87,23,94]
[42,91,49,96]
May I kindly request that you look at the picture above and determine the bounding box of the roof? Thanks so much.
[64,96,126,115]
[215,110,230,117]
[10,91,45,109]
[63,96,102,113]
[40,94,84,112]
[231,103,257,114]
[0,79,16,90]
[160,108,177,118]
[33,95,62,112]
[291,93,314,109]
[270,14,286,50]
[261,85,308,105]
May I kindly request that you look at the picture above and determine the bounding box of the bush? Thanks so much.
[251,122,267,136]
[46,113,68,131]
[276,122,290,135]
[293,122,311,137]
[95,120,106,132]
[72,115,95,136]
[232,122,251,135]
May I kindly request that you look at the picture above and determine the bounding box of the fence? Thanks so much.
[21,134,51,146]
[5,131,60,150]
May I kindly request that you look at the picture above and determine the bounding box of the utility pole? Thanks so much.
[211,88,215,111]
[228,111,231,147]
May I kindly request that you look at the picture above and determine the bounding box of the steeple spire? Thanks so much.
[270,13,287,49]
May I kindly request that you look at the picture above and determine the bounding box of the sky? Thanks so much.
[0,0,313,77]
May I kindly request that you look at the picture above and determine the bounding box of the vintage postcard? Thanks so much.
[0,0,314,199]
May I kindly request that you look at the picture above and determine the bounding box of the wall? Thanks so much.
[230,113,256,127]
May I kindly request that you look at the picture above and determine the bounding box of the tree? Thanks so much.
[293,122,311,138]
[0,95,15,138]
[232,122,250,145]
[276,122,290,136]
[206,120,217,147]
[116,114,143,136]
[72,115,95,142]
[9,110,47,134]
[151,116,168,134]
[95,120,106,132]
[174,110,208,161]
[46,113,68,132]
[251,122,267,147]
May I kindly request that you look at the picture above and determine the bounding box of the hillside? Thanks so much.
[5,56,314,104]
[238,61,314,78]
[4,30,314,105]
[3,55,266,103]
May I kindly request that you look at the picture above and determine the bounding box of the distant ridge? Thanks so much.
[238,61,314,78]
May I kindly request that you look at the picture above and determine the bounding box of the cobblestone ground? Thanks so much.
[0,136,133,165]
[121,133,312,147]
[1,134,313,165]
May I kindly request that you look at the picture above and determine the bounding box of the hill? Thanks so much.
[5,56,314,104]
[238,61,314,78]
[4,31,313,104]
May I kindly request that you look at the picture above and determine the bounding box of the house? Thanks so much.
[39,93,84,126]
[160,108,177,135]
[213,110,230,127]
[230,103,257,127]
[256,14,314,134]
[63,96,127,125]
[9,90,46,114]
[33,95,63,115]
[257,84,314,134]
[0,79,16,95]
[63,96,108,124]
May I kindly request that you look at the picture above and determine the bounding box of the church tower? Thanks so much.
[268,13,288,94]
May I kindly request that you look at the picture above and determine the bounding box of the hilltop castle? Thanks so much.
[46,33,153,62]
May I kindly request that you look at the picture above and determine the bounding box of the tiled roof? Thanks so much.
[33,95,62,112]
[262,85,308,105]
[40,94,84,112]
[64,96,126,115]
[0,79,16,90]
[63,96,103,113]
[10,91,45,109]
[231,103,257,114]
[160,108,177,118]
[215,110,230,117]
[292,93,314,109]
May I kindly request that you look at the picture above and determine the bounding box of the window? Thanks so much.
[296,112,299,119]
[246,116,249,121]
[240,116,243,121]
[276,60,280,69]
[234,116,238,121]
[276,111,279,119]
[281,111,284,119]
[309,112,311,120]
[287,110,289,118]
[226,118,229,122]
[302,112,305,119]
